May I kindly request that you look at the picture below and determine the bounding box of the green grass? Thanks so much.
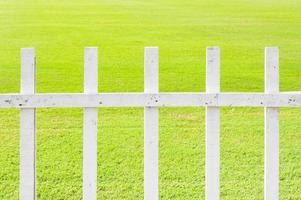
[0,0,301,199]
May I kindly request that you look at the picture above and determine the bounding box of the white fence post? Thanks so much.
[20,48,36,200]
[83,47,98,200]
[144,47,159,200]
[205,47,220,200]
[264,47,279,200]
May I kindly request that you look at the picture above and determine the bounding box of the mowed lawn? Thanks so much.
[0,0,301,199]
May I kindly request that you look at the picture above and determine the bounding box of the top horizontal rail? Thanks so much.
[0,92,300,108]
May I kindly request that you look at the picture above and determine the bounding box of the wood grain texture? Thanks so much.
[20,48,36,200]
[205,47,220,200]
[83,47,98,200]
[144,47,159,200]
[264,47,279,200]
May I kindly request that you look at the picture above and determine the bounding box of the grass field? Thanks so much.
[0,0,301,199]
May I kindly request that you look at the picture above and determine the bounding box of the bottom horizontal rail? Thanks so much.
[0,92,300,108]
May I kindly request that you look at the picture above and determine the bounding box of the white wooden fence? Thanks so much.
[1,47,301,200]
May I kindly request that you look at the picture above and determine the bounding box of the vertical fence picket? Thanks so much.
[205,47,220,200]
[144,47,159,200]
[83,47,98,200]
[20,48,36,200]
[264,47,279,200]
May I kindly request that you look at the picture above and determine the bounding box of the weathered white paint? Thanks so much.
[20,48,36,200]
[0,93,300,108]
[1,46,300,199]
[144,47,159,200]
[205,47,220,200]
[83,47,98,200]
[264,47,279,200]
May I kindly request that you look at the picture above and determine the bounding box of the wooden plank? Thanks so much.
[83,47,98,200]
[0,93,301,108]
[205,47,220,200]
[20,48,36,200]
[144,47,159,200]
[264,47,279,200]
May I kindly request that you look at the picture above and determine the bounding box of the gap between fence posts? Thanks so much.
[205,47,220,200]
[144,47,159,200]
[83,47,98,200]
[20,48,36,200]
[264,47,279,200]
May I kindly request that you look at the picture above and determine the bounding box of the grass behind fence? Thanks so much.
[0,0,301,199]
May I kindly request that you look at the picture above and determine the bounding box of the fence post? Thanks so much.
[83,47,98,200]
[205,47,220,200]
[20,48,36,200]
[264,47,279,200]
[144,47,159,200]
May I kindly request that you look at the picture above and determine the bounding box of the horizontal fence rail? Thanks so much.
[0,93,300,108]
[0,46,299,200]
